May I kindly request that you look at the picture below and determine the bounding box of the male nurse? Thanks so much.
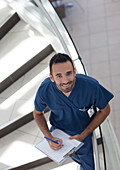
[33,53,114,170]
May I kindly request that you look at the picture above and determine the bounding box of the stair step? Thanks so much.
[0,0,13,23]
[0,44,54,93]
[0,107,49,138]
[0,16,55,93]
[0,12,20,40]
[0,52,56,131]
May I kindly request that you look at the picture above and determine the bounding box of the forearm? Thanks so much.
[33,109,63,150]
[69,104,110,141]
[81,111,108,140]
[33,110,52,138]
[81,104,110,140]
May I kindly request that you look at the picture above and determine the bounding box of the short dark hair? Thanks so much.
[49,53,74,74]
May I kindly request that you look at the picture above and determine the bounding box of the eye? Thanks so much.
[57,75,62,78]
[66,71,72,76]
[56,74,62,78]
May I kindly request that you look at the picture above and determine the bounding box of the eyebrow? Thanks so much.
[66,71,72,74]
[55,71,73,77]
[55,73,62,77]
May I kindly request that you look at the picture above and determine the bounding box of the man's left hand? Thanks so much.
[69,104,110,142]
[69,134,85,141]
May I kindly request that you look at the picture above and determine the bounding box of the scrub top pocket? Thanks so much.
[77,109,91,130]
[78,109,89,118]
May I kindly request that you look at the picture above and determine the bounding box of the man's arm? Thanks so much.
[33,109,52,138]
[33,109,63,150]
[69,103,110,141]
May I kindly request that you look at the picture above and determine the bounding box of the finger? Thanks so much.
[50,141,62,149]
[69,135,78,140]
[55,138,63,143]
[69,136,75,139]
[52,147,60,150]
[50,144,62,150]
[53,138,63,146]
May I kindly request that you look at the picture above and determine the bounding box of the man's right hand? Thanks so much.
[33,109,63,150]
[47,137,63,150]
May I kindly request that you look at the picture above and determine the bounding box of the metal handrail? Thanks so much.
[99,126,107,170]
[93,131,100,170]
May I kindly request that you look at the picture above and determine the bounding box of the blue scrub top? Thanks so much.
[34,74,114,136]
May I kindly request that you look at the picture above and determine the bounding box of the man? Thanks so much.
[33,53,114,170]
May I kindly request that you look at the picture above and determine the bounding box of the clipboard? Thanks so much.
[35,129,84,164]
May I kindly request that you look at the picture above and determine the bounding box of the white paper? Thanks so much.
[35,129,83,164]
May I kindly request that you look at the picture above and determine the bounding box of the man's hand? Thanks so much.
[70,104,110,142]
[47,137,63,150]
[69,134,84,141]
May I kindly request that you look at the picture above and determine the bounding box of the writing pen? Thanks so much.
[44,137,59,144]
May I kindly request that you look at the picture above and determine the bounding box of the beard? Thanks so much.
[56,80,75,94]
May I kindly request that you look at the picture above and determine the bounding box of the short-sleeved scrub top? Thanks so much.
[34,74,113,136]
[34,74,114,170]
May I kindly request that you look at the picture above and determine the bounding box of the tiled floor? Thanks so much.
[62,0,120,145]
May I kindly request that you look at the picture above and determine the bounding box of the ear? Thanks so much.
[74,68,76,75]
[49,73,54,82]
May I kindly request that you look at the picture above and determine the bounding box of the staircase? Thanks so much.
[0,1,57,169]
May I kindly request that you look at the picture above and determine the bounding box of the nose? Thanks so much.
[61,75,69,84]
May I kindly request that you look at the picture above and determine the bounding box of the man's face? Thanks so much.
[49,61,76,95]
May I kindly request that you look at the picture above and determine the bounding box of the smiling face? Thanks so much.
[49,60,76,97]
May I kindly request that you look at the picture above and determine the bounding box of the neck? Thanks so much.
[63,91,71,98]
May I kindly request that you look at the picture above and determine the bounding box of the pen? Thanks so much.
[44,137,59,144]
